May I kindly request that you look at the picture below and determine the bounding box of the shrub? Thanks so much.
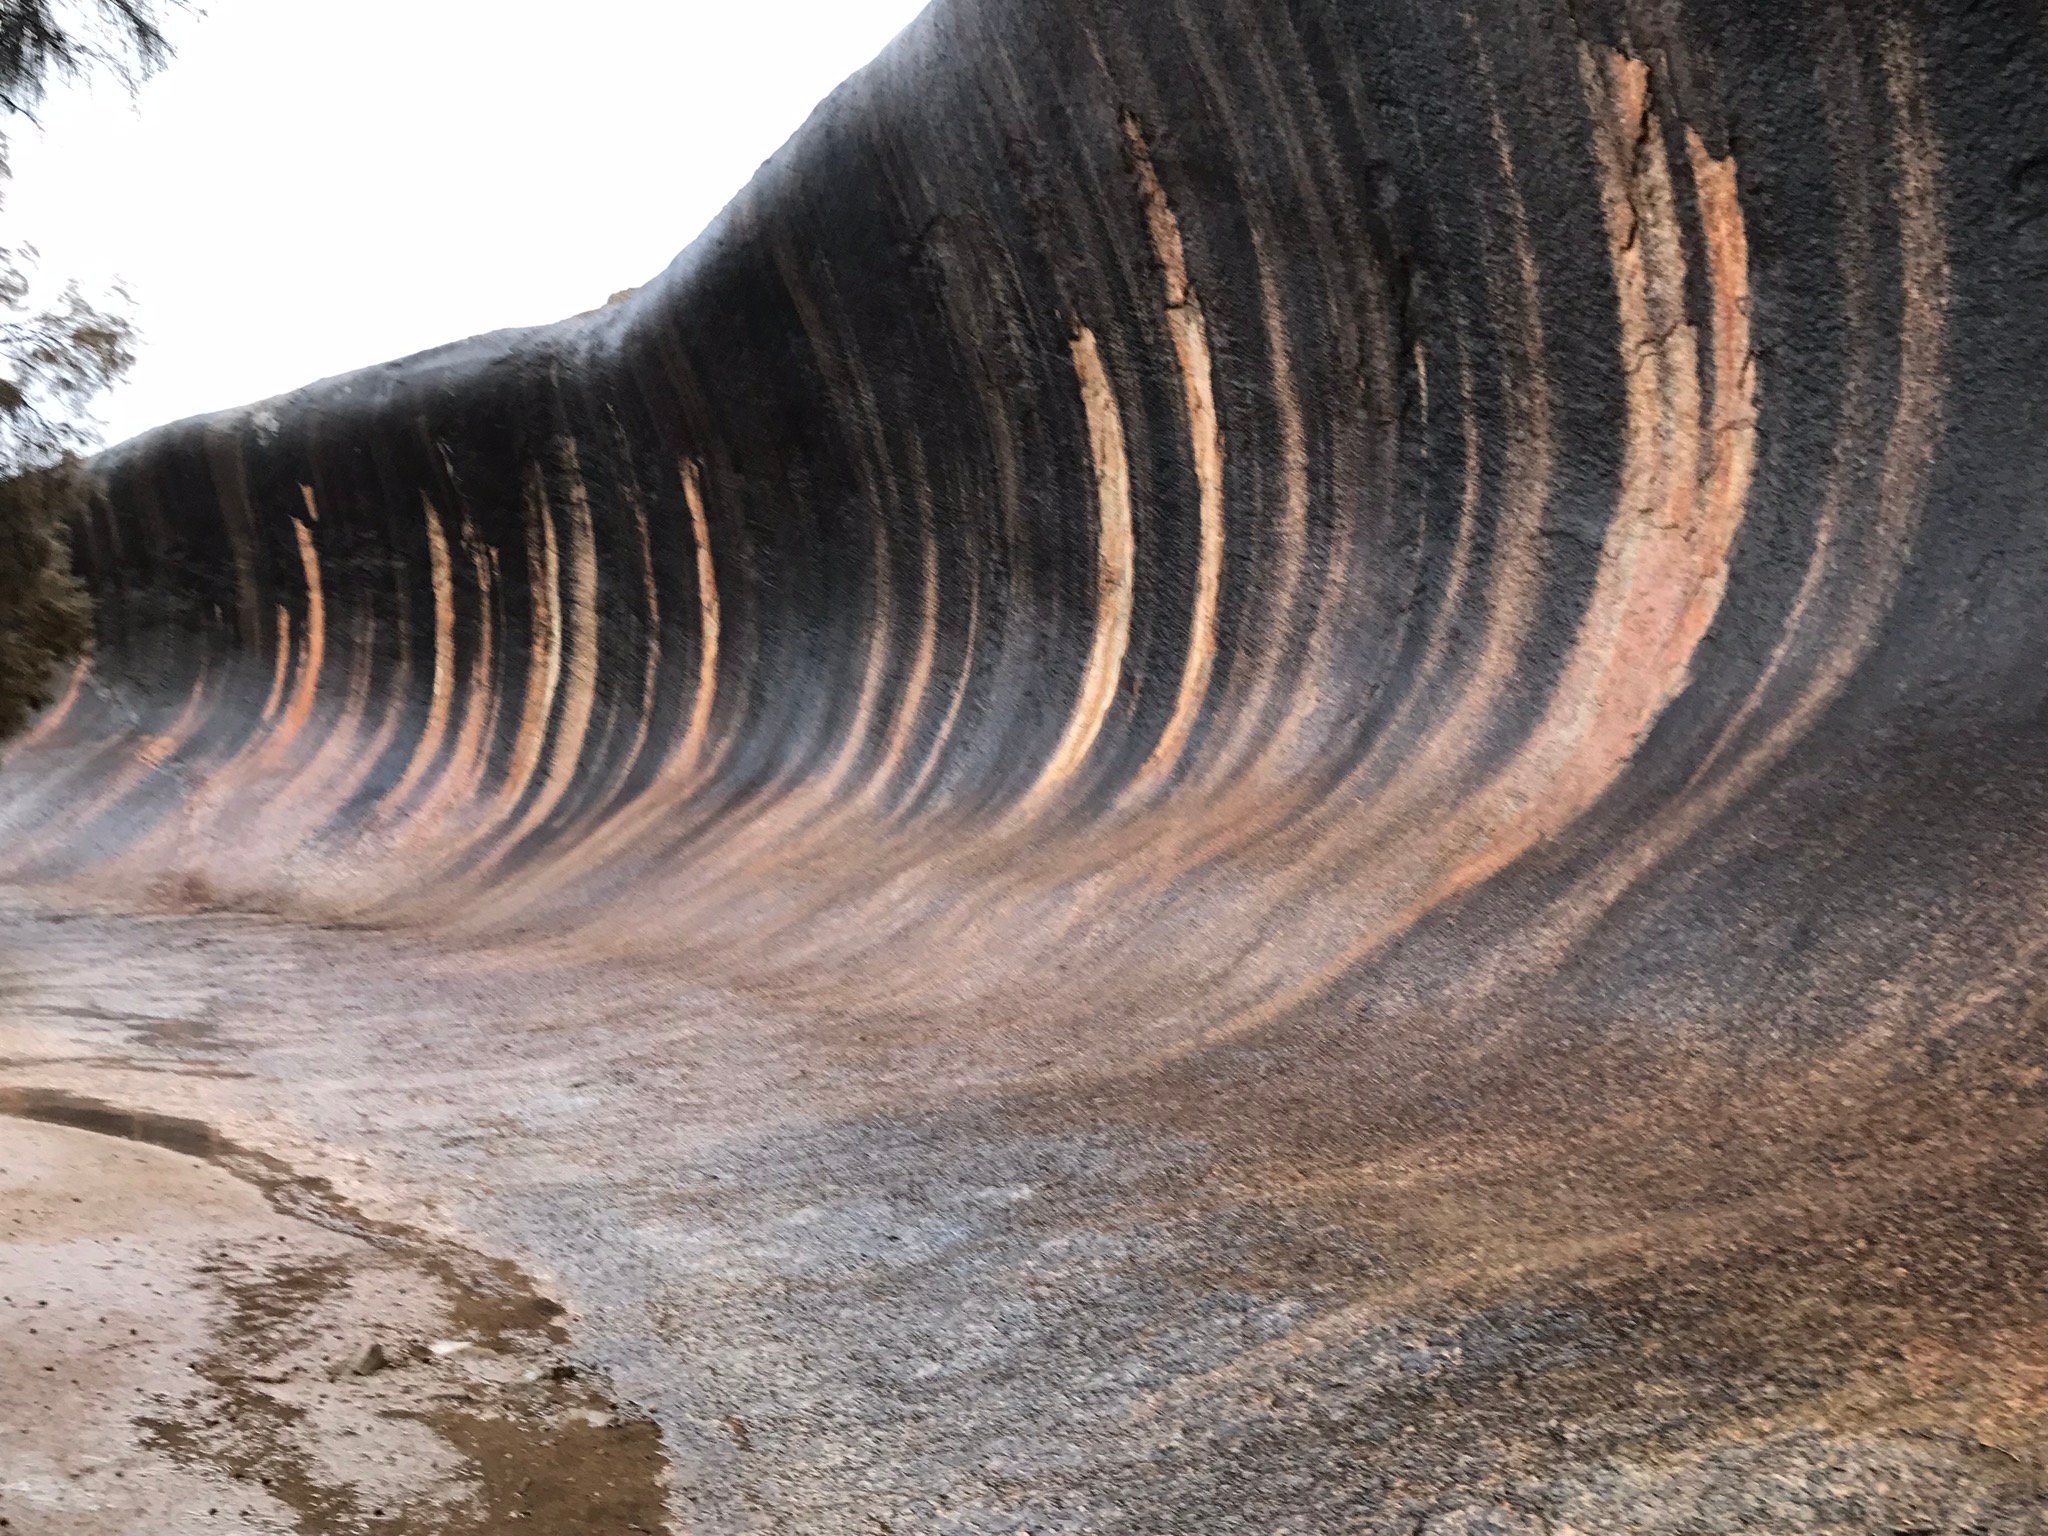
[0,452,90,743]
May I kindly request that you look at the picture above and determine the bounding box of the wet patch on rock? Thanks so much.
[0,1086,670,1534]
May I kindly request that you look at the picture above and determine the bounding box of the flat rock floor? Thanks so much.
[4,890,2047,1533]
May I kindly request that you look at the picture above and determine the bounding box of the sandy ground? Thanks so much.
[0,1097,668,1534]
[1,1114,308,1533]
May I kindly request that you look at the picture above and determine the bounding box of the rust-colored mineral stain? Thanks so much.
[677,455,722,782]
[1121,116,1229,793]
[1023,325,1135,806]
[379,496,458,817]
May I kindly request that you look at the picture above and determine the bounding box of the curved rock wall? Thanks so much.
[5,0,2048,1526]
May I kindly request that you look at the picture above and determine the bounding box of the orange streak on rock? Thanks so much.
[1022,326,1134,809]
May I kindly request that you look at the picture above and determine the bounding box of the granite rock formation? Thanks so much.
[4,0,2047,1528]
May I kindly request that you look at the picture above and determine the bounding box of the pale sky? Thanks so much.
[4,0,931,446]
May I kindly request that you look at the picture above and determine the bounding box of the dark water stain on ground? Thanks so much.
[0,1085,673,1534]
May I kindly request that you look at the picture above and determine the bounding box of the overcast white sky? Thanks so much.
[3,0,930,445]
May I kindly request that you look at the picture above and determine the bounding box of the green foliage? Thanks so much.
[0,452,89,743]
[0,250,136,467]
[0,1,173,127]
[0,0,179,743]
